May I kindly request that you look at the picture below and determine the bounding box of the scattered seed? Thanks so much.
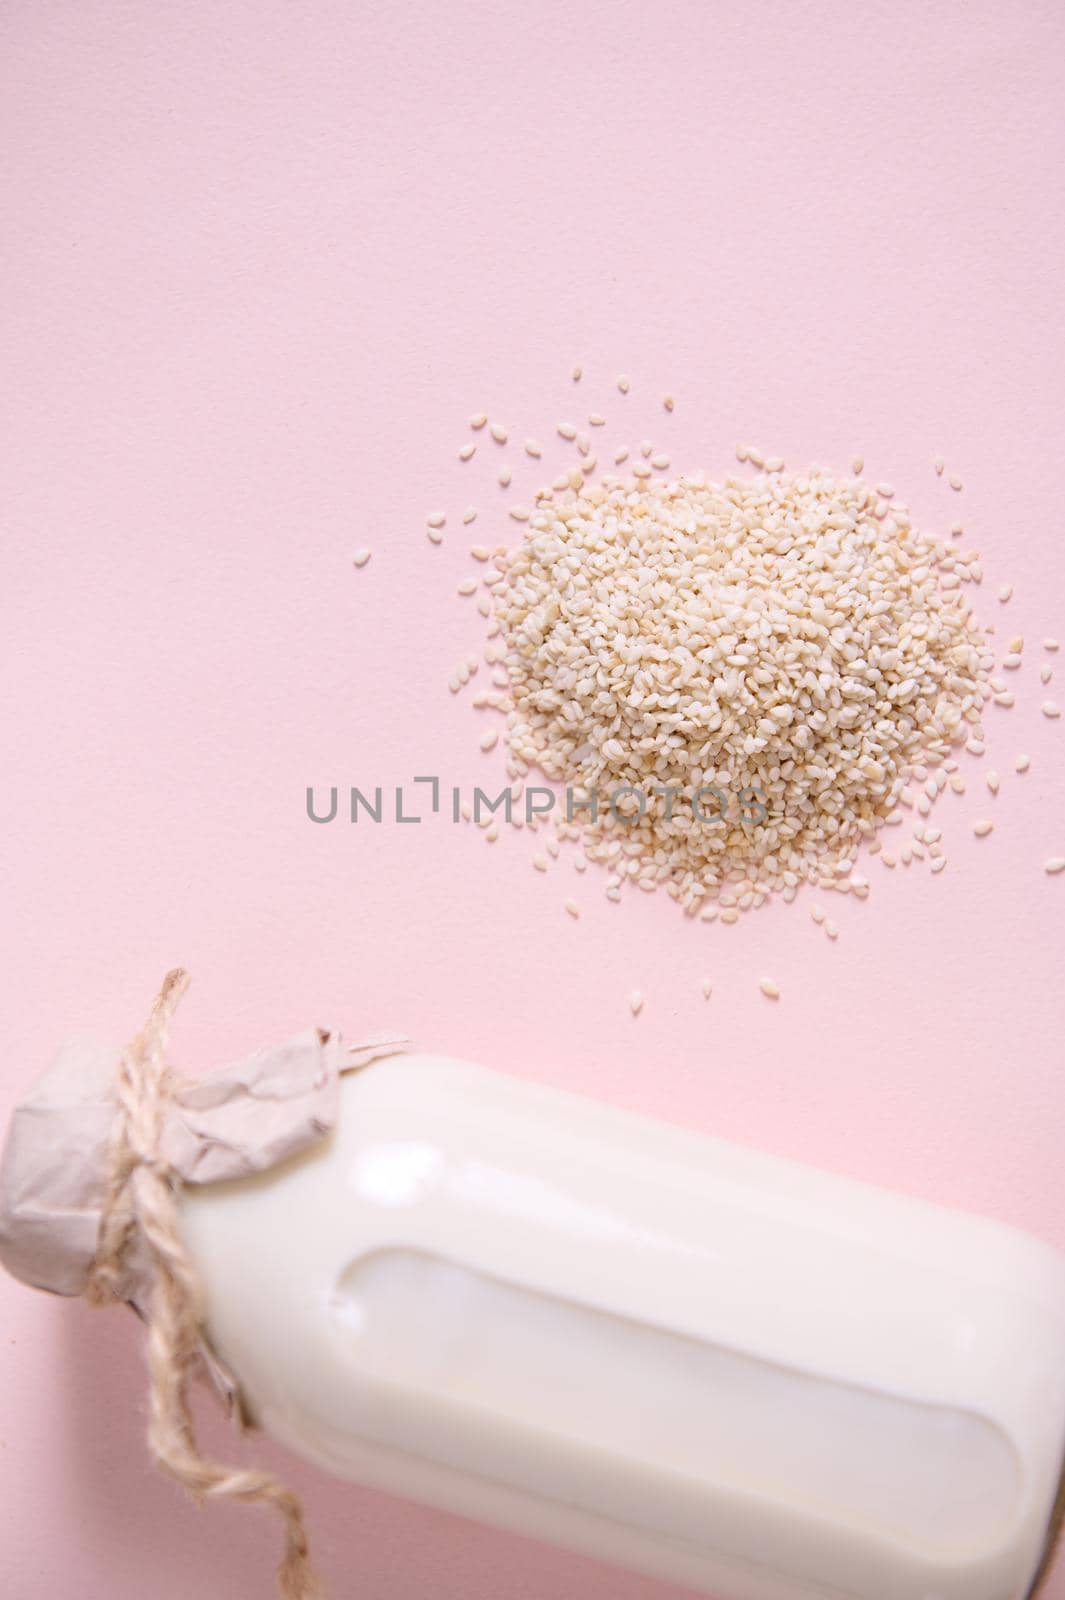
[589,413,606,427]
[1045,639,1060,652]
[457,578,477,596]
[427,528,444,545]
[1043,701,1061,718]
[490,423,507,444]
[972,819,994,837]
[998,585,1013,603]
[617,375,630,394]
[565,898,581,918]
[949,475,963,491]
[1016,754,1030,773]
[572,365,582,382]
[950,522,964,538]
[824,921,839,940]
[629,990,644,1016]
[931,856,947,874]
[810,904,825,924]
[557,422,577,440]
[663,395,674,412]
[352,548,372,568]
[1042,664,1053,684]
[934,457,945,476]
[427,512,446,529]
[509,505,531,522]
[524,439,542,458]
[986,771,1000,794]
[852,456,864,475]
[759,978,779,1000]
[532,852,548,872]
[701,979,712,1000]
[1045,858,1065,875]
[470,413,487,430]
[459,442,476,461]
[651,453,670,470]
[463,506,478,524]
[766,456,784,473]
[498,468,511,487]
[614,447,629,464]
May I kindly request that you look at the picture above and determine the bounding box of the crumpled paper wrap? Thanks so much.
[0,1024,409,1402]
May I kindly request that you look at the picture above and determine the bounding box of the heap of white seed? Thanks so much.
[490,470,994,913]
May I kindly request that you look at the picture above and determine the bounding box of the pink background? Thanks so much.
[3,2,1065,1596]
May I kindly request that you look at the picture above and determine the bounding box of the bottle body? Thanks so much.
[180,1053,1065,1600]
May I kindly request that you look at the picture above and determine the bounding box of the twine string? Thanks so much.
[85,970,320,1600]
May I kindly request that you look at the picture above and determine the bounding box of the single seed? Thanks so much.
[557,422,577,440]
[470,544,490,560]
[998,585,1013,603]
[572,365,582,382]
[589,413,606,427]
[972,819,994,837]
[1041,664,1053,684]
[470,413,487,430]
[1043,701,1061,718]
[565,899,581,918]
[459,442,476,461]
[1045,858,1065,875]
[426,528,443,545]
[950,522,964,538]
[532,853,548,872]
[524,439,542,458]
[934,457,945,475]
[876,482,895,498]
[766,456,784,473]
[352,548,372,568]
[651,453,670,470]
[490,423,507,443]
[463,506,477,524]
[759,978,779,1000]
[825,921,839,940]
[986,771,1000,794]
[810,904,825,924]
[629,990,644,1016]
[1016,755,1030,773]
[931,856,947,874]
[498,468,511,487]
[617,375,630,394]
[701,979,712,1000]
[1045,639,1060,652]
[427,512,446,528]
[457,578,477,596]
[852,456,864,475]
[949,474,963,491]
[663,395,674,412]
[614,447,629,464]
[509,505,530,522]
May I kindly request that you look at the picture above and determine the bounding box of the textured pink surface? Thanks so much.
[3,2,1065,1597]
